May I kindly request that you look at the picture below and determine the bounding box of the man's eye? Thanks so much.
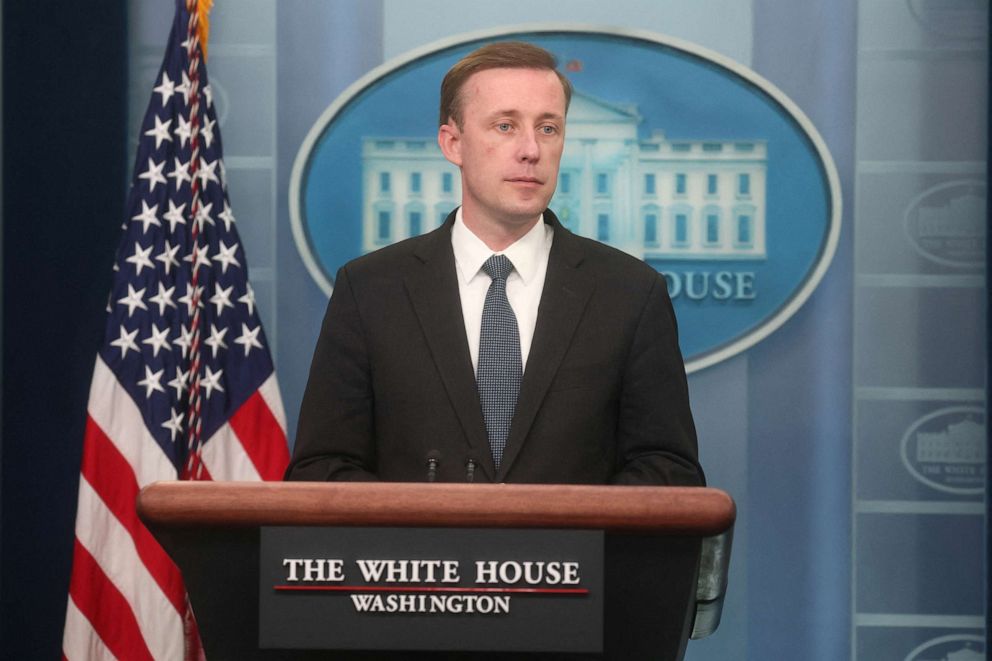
[496,123,512,132]
[539,125,558,135]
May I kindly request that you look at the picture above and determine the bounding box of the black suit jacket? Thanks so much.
[286,210,703,486]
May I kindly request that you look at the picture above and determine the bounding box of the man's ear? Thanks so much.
[438,122,462,167]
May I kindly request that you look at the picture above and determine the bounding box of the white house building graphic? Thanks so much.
[361,91,767,262]
[916,418,985,465]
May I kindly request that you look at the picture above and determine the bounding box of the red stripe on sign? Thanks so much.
[81,417,186,614]
[228,390,289,480]
[273,585,590,595]
[68,539,155,661]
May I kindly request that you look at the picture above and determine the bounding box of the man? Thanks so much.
[286,41,703,486]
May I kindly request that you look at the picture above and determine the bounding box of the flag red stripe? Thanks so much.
[228,390,289,480]
[68,539,155,661]
[81,416,186,614]
[198,461,214,481]
[191,455,214,481]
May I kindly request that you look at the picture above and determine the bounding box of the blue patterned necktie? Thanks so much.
[477,254,522,469]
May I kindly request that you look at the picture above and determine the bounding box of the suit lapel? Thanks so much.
[496,214,594,480]
[405,215,494,479]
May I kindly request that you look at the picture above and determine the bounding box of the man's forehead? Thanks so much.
[461,67,567,110]
[464,66,560,87]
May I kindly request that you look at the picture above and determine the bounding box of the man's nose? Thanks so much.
[517,129,540,162]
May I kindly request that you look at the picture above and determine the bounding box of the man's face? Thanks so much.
[438,67,566,235]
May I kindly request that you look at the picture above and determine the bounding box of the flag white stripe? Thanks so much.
[75,476,183,661]
[63,597,117,661]
[200,422,262,481]
[87,356,177,486]
[258,373,287,435]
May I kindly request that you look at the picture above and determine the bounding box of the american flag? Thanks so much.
[62,1,289,658]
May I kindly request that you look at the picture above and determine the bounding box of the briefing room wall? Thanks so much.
[850,2,987,658]
[118,2,986,661]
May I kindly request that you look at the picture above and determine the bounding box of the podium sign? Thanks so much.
[259,527,604,653]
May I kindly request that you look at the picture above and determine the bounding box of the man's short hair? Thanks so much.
[439,41,573,128]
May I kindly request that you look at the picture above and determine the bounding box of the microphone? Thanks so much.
[465,458,477,483]
[425,450,441,482]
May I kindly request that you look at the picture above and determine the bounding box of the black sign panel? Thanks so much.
[259,527,603,653]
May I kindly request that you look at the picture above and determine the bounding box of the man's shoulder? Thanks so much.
[558,227,663,287]
[341,225,447,278]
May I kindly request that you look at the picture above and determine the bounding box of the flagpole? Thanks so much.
[183,0,206,481]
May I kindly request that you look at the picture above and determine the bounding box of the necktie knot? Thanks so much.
[483,254,514,282]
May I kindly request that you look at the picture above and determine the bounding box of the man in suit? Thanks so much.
[286,41,703,486]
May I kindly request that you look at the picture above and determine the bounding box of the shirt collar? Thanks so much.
[451,207,547,285]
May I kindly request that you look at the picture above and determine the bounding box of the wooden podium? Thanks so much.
[138,482,735,660]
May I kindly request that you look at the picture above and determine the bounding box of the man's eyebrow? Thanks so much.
[485,109,564,122]
[485,108,522,119]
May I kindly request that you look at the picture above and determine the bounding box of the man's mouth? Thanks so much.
[507,177,542,185]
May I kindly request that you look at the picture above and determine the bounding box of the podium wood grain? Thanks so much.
[138,481,735,534]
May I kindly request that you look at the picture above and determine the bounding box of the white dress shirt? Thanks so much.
[451,208,554,373]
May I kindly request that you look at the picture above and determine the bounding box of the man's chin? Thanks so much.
[506,197,553,221]
[505,207,548,227]
[469,196,551,229]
